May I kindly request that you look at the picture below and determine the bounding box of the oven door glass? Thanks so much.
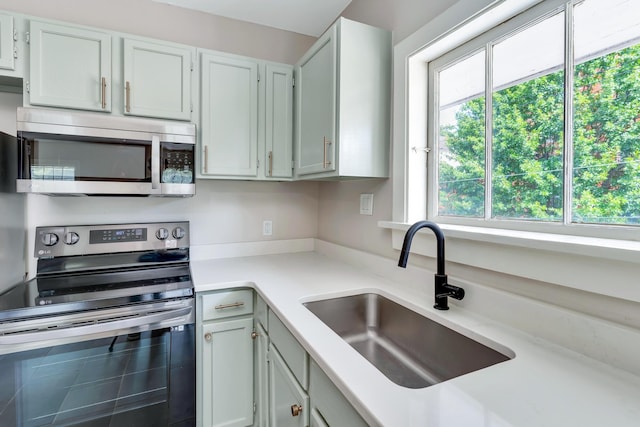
[0,325,194,426]
[19,132,151,183]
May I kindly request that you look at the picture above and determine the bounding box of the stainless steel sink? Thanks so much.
[304,293,512,389]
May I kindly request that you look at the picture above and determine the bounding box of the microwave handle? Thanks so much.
[151,136,160,192]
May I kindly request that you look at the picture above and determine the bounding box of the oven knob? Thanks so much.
[172,227,186,239]
[64,232,80,245]
[41,233,59,246]
[156,228,170,240]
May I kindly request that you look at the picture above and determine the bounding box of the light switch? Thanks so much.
[360,193,373,215]
[263,220,273,236]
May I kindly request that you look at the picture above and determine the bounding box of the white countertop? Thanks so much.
[191,249,640,427]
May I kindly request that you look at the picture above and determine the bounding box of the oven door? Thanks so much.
[0,300,195,426]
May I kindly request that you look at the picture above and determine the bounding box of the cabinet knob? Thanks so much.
[204,332,212,342]
[291,404,303,417]
[251,331,259,340]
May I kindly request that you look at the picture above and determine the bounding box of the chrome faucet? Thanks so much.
[397,221,465,310]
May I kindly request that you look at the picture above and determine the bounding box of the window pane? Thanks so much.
[491,13,565,220]
[572,0,640,225]
[438,51,485,217]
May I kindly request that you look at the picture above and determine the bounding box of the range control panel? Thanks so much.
[34,222,189,258]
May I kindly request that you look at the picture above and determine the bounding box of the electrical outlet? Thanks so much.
[263,220,273,236]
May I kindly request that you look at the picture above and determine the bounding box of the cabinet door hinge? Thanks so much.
[25,31,30,44]
[292,77,295,87]
[13,46,17,59]
[291,160,295,169]
[257,159,260,169]
[253,402,257,414]
[13,29,17,42]
[190,61,194,72]
[257,70,261,82]
[25,81,30,93]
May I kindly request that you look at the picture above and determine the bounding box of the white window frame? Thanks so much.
[382,0,640,303]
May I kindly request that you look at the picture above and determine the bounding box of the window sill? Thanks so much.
[379,220,640,303]
[379,220,640,264]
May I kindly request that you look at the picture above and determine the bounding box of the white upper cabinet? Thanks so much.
[295,26,337,176]
[200,52,259,178]
[294,18,391,180]
[0,13,16,71]
[123,38,193,121]
[199,51,294,180]
[28,20,112,112]
[265,63,294,179]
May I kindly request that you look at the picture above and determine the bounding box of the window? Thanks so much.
[430,0,640,227]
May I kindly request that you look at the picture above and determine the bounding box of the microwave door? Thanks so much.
[16,133,155,196]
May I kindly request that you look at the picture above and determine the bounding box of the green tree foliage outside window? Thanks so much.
[439,44,640,225]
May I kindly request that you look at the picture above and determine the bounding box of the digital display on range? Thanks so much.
[89,228,147,244]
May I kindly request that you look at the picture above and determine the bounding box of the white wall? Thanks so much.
[24,181,319,277]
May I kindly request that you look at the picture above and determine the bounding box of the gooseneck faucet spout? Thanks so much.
[397,221,465,310]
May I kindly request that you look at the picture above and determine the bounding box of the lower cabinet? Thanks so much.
[268,344,309,427]
[309,359,368,427]
[198,290,367,427]
[197,289,255,427]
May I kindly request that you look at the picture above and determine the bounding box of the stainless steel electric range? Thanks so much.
[0,221,195,426]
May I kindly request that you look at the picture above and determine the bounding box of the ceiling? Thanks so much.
[151,0,353,37]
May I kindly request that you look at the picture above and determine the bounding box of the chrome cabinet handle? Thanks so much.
[323,136,332,168]
[125,80,131,112]
[291,404,303,417]
[101,77,107,109]
[204,332,212,342]
[214,301,245,310]
[268,151,273,177]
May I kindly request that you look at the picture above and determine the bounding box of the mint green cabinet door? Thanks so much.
[123,38,192,120]
[201,53,258,177]
[29,21,111,111]
[309,359,368,427]
[268,344,309,427]
[265,63,293,179]
[310,408,329,427]
[0,14,15,71]
[255,322,269,427]
[294,26,337,176]
[201,317,254,427]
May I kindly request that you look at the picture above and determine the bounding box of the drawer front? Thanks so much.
[268,310,309,389]
[201,289,254,321]
[255,293,268,331]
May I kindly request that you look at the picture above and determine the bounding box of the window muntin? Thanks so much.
[431,0,640,228]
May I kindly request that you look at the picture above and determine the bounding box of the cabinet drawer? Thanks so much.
[268,310,308,389]
[255,293,268,331]
[201,289,253,321]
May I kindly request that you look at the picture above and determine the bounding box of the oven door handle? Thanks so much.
[0,306,192,345]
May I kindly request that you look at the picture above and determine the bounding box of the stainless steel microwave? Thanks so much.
[14,107,196,196]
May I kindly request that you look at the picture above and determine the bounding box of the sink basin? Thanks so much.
[304,293,512,389]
